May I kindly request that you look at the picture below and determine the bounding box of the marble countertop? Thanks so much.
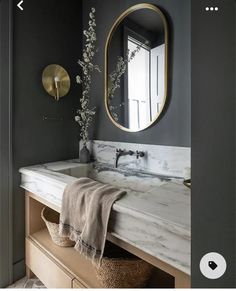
[19,159,191,275]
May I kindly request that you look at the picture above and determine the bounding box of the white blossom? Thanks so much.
[75,7,101,146]
[76,75,82,84]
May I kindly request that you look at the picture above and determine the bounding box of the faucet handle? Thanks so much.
[138,151,145,157]
[136,151,145,159]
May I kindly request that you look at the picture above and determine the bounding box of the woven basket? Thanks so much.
[41,207,75,247]
[96,243,153,288]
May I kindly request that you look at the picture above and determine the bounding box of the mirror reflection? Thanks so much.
[105,4,168,132]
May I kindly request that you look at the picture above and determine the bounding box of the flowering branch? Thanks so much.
[108,41,148,121]
[75,7,101,145]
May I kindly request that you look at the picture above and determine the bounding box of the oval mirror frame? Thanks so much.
[105,3,168,132]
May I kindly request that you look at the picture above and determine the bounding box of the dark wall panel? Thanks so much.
[0,0,13,287]
[192,0,235,287]
[83,0,191,147]
[13,0,82,278]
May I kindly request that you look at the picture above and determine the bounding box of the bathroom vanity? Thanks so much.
[20,142,191,288]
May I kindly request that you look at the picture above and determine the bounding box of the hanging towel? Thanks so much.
[59,177,126,264]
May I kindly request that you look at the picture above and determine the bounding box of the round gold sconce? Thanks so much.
[42,64,71,101]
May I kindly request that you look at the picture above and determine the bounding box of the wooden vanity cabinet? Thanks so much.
[72,279,86,288]
[25,191,190,288]
[26,238,73,288]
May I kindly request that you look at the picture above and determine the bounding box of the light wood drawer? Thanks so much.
[26,238,73,288]
[72,279,86,288]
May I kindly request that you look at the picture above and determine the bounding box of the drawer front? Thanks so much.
[26,238,73,288]
[72,279,86,288]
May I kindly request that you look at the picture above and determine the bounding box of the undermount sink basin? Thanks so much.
[57,162,171,193]
[58,163,92,179]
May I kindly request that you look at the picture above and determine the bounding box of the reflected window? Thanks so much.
[127,36,151,130]
[127,35,165,130]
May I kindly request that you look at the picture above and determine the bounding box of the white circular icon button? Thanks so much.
[200,252,227,279]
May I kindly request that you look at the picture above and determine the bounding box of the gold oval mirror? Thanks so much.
[105,4,168,132]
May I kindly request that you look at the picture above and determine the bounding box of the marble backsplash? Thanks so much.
[81,140,190,179]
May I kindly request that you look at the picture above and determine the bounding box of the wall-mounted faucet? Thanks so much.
[115,149,145,168]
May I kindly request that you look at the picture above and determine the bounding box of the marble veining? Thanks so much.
[83,140,191,179]
[19,159,190,275]
[8,277,45,289]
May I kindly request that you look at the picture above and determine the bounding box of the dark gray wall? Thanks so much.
[83,0,191,147]
[13,0,82,280]
[0,0,13,287]
[192,0,235,287]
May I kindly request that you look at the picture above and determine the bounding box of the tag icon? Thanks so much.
[200,252,226,279]
[208,261,218,270]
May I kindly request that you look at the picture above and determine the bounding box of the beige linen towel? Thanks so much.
[59,177,126,264]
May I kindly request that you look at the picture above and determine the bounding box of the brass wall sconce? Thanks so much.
[42,64,71,101]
